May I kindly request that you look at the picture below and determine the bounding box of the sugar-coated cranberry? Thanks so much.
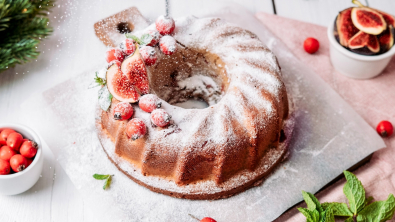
[159,35,177,55]
[126,118,147,140]
[10,154,27,172]
[303,37,320,54]
[0,159,11,175]
[145,29,161,46]
[200,217,217,222]
[112,102,134,120]
[6,132,23,152]
[20,140,38,159]
[119,38,136,56]
[105,48,125,63]
[139,46,157,66]
[376,120,393,137]
[151,109,171,127]
[0,129,15,145]
[155,15,175,35]
[139,94,161,113]
[0,146,17,161]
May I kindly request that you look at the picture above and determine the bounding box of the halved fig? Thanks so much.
[335,8,360,47]
[106,63,140,103]
[348,31,380,55]
[351,7,386,35]
[121,46,150,95]
[379,25,394,53]
[373,9,395,27]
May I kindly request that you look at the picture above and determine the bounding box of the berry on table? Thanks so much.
[139,46,157,66]
[6,132,23,152]
[159,35,177,55]
[126,118,147,140]
[376,120,393,137]
[20,140,38,159]
[119,38,136,56]
[0,159,11,175]
[303,37,320,54]
[0,146,17,161]
[151,109,171,127]
[0,129,15,145]
[112,102,134,120]
[139,94,162,113]
[106,48,125,63]
[200,217,217,222]
[155,15,175,35]
[145,29,161,46]
[10,154,27,172]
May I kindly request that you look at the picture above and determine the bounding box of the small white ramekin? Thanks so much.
[0,123,44,195]
[327,22,395,79]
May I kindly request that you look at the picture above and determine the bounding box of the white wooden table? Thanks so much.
[1,0,394,221]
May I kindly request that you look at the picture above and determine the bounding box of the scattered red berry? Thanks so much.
[119,38,136,56]
[376,120,393,137]
[126,118,147,140]
[303,37,320,54]
[26,158,33,168]
[200,217,217,222]
[6,132,23,152]
[159,35,177,55]
[105,48,125,63]
[139,46,157,66]
[112,102,134,120]
[0,129,15,145]
[0,146,17,161]
[0,159,11,175]
[20,140,38,159]
[151,109,172,127]
[155,15,175,35]
[10,154,27,172]
[145,29,161,46]
[139,94,162,113]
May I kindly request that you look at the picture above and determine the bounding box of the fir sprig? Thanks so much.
[0,0,54,73]
[299,171,395,222]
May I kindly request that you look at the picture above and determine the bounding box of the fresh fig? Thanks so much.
[335,8,360,47]
[120,46,150,95]
[348,31,380,55]
[106,62,140,103]
[351,7,387,35]
[378,25,394,53]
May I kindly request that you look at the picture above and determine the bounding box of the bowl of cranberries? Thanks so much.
[0,123,43,195]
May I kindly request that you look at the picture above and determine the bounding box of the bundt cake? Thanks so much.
[96,16,294,200]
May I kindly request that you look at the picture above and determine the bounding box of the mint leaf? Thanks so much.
[302,191,317,211]
[344,171,366,214]
[89,72,106,89]
[365,196,374,207]
[324,207,335,222]
[357,194,395,222]
[139,33,153,46]
[98,86,112,111]
[298,208,319,222]
[93,174,110,180]
[125,33,141,44]
[322,202,353,216]
[345,217,354,222]
[103,175,112,190]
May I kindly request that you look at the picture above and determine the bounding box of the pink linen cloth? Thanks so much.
[254,13,395,221]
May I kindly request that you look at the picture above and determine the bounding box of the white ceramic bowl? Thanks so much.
[0,123,44,195]
[327,22,395,79]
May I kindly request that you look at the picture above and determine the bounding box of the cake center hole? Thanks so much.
[117,22,133,34]
[174,99,209,109]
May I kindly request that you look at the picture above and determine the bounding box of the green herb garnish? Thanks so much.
[93,174,113,190]
[299,171,395,222]
[125,33,153,46]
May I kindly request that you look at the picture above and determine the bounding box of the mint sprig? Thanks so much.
[98,86,112,111]
[299,171,395,222]
[93,174,113,190]
[125,33,153,46]
[88,71,106,89]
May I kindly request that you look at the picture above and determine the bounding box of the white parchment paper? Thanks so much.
[22,4,385,222]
